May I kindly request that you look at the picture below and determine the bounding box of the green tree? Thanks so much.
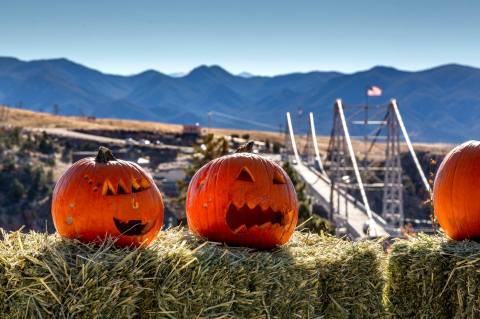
[9,179,25,201]
[38,131,55,154]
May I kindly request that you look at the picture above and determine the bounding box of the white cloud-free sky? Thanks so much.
[1,0,478,75]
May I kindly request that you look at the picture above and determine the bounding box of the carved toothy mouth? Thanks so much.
[113,217,152,236]
[226,202,292,233]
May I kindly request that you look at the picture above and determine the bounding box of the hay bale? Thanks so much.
[0,228,385,318]
[385,234,480,318]
[0,230,144,318]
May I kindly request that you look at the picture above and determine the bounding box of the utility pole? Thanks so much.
[207,112,212,134]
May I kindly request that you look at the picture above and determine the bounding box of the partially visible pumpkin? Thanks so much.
[186,143,298,248]
[51,147,164,247]
[433,140,480,240]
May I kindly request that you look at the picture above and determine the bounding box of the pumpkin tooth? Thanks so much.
[233,224,247,234]
[246,200,257,209]
[259,222,272,229]
[249,225,260,232]
[232,198,244,209]
[260,202,271,211]
[272,223,283,232]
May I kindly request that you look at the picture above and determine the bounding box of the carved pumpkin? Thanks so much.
[52,147,164,247]
[433,140,480,240]
[186,144,298,248]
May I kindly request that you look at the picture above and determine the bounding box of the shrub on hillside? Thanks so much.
[0,129,55,224]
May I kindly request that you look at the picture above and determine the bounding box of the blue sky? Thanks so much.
[1,0,478,75]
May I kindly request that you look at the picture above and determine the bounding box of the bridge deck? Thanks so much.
[292,163,392,238]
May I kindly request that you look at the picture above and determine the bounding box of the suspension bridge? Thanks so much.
[283,99,431,239]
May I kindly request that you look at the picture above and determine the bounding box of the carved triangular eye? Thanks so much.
[117,180,129,194]
[273,171,286,185]
[237,167,255,182]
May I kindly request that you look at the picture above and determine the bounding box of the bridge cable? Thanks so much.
[208,111,278,130]
[308,112,326,174]
[285,112,300,162]
[335,99,378,236]
[390,99,431,193]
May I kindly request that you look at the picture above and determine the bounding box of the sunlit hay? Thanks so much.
[0,228,385,318]
[384,234,480,318]
[0,230,143,319]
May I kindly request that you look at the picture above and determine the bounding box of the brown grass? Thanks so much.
[1,106,453,157]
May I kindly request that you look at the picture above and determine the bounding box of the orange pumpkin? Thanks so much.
[433,140,480,240]
[186,146,298,248]
[52,147,164,247]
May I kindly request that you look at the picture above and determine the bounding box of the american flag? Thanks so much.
[367,86,382,96]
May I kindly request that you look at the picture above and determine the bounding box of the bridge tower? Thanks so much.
[327,100,375,230]
[326,99,431,231]
[382,103,404,226]
[282,99,430,238]
[328,105,348,221]
[327,99,403,226]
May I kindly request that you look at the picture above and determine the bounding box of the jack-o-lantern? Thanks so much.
[434,140,480,240]
[186,142,298,248]
[52,147,164,247]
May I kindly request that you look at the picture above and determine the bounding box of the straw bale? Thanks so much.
[0,229,385,318]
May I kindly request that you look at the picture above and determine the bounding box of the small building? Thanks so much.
[182,123,202,144]
[182,123,202,135]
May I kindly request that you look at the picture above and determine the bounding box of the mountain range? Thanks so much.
[0,56,478,142]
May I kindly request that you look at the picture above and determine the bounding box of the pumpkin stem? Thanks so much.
[95,146,116,163]
[235,141,255,153]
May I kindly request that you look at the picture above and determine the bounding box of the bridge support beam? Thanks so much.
[382,102,404,226]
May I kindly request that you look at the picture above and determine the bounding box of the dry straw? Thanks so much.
[385,234,480,318]
[0,228,385,318]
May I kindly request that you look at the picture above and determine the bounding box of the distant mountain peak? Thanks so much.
[131,69,168,81]
[187,65,232,78]
[238,71,255,78]
[366,65,403,74]
[135,69,161,76]
[422,63,478,73]
[34,57,80,67]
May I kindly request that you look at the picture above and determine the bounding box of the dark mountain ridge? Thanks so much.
[0,57,478,142]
